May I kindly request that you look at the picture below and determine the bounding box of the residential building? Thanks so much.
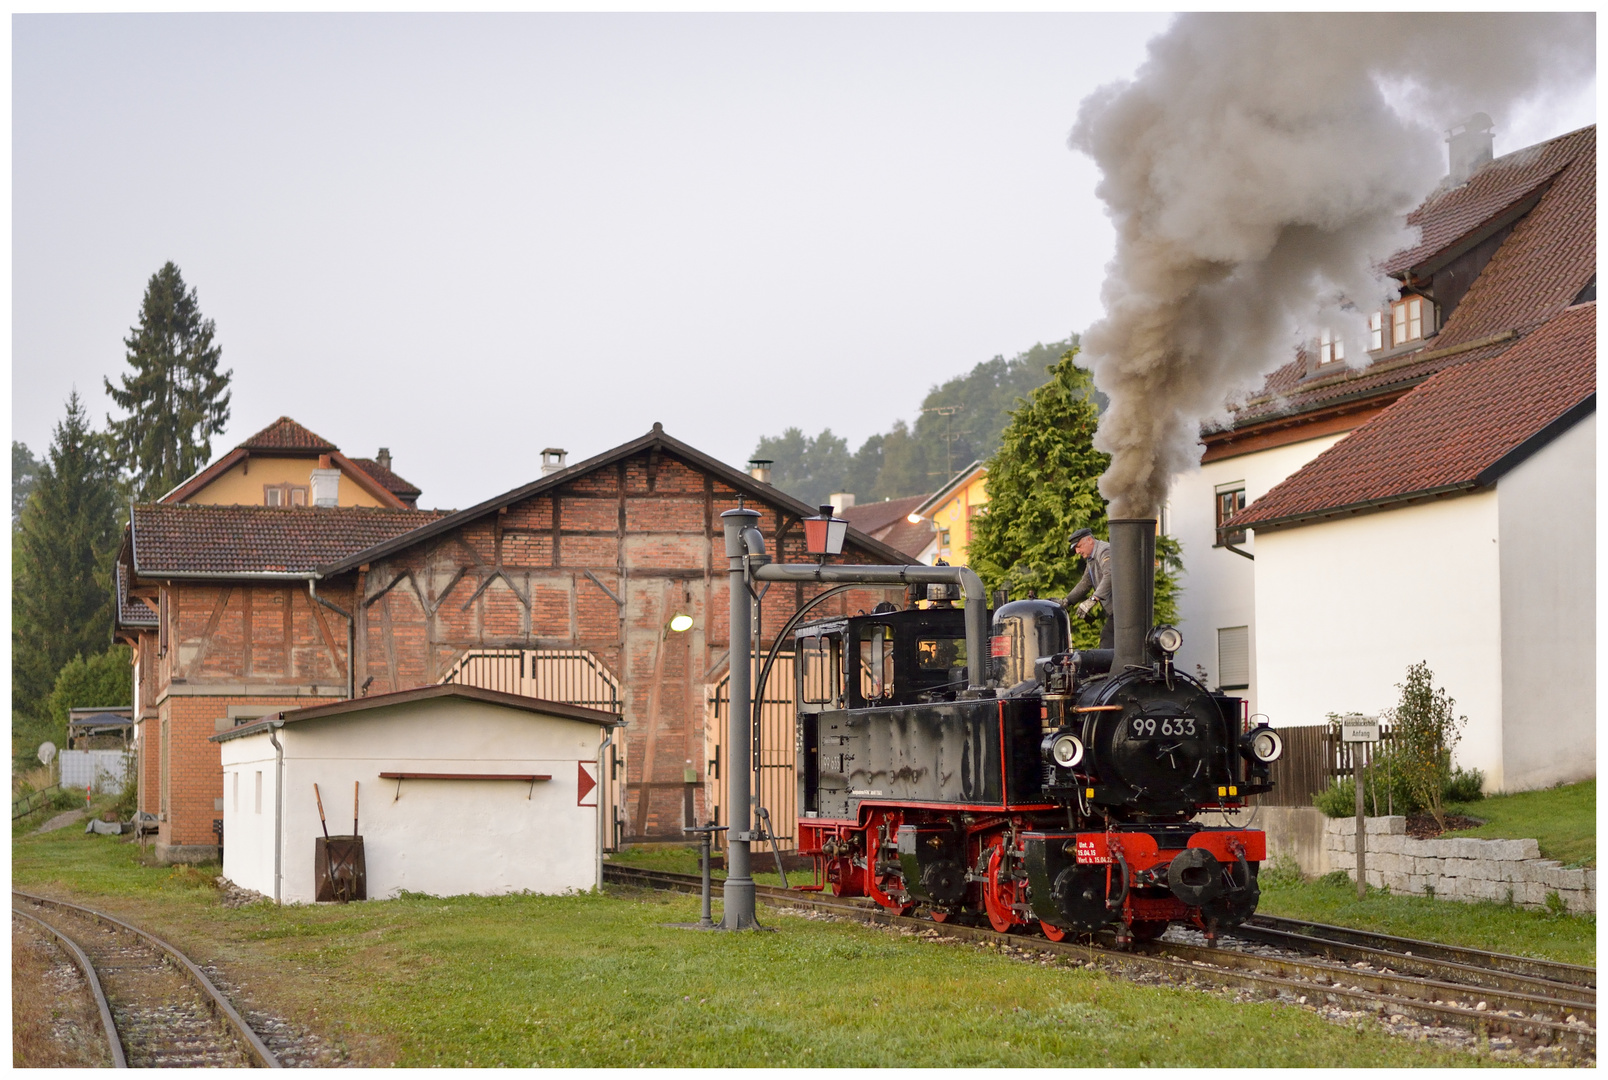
[161,416,423,509]
[911,461,987,566]
[1167,121,1594,792]
[838,494,937,563]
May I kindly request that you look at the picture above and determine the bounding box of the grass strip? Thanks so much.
[14,826,1490,1068]
[1257,867,1594,967]
[1445,780,1595,868]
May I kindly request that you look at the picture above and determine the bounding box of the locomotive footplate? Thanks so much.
[1024,828,1266,933]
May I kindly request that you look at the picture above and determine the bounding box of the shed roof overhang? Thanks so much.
[210,683,622,744]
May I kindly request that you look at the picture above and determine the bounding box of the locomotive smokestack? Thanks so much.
[1109,519,1156,672]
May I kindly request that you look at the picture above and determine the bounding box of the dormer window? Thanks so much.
[1391,296,1429,346]
[264,484,308,507]
[1317,328,1345,365]
[1368,312,1385,351]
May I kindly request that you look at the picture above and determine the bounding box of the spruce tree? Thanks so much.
[12,440,40,528]
[104,262,231,499]
[13,392,121,719]
[967,348,1181,649]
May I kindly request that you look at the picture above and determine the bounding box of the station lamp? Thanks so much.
[804,504,848,557]
[669,614,694,633]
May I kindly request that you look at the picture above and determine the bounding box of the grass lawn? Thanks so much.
[13,828,1488,1068]
[1257,864,1594,967]
[1445,780,1595,868]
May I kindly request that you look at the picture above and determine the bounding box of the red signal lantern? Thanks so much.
[804,505,848,556]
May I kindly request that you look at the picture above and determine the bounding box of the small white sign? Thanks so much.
[1341,717,1380,743]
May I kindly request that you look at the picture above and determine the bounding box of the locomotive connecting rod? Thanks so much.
[719,504,990,932]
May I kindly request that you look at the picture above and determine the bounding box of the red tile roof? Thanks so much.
[1381,127,1589,276]
[1222,125,1594,432]
[131,504,445,576]
[237,416,339,454]
[115,563,157,626]
[840,495,927,536]
[348,457,422,502]
[1234,303,1596,531]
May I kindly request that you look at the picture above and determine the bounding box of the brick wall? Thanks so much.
[155,693,314,860]
[349,449,904,840]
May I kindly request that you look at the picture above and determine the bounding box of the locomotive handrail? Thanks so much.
[750,562,991,692]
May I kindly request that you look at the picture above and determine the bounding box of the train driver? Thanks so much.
[1062,528,1113,649]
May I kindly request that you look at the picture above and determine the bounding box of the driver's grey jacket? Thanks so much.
[1063,538,1112,608]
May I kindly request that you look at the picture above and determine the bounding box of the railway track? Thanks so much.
[12,891,280,1069]
[603,864,1594,1058]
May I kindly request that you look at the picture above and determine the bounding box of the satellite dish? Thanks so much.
[37,742,56,765]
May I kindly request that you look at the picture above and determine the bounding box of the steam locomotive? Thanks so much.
[792,519,1282,944]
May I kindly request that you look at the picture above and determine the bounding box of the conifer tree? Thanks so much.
[104,262,231,499]
[12,392,121,719]
[967,348,1181,649]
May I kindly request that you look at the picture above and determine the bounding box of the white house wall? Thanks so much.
[1252,492,1504,788]
[221,740,282,901]
[1497,411,1596,791]
[221,698,606,904]
[1168,433,1346,713]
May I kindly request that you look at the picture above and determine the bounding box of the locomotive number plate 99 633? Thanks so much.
[1129,716,1197,738]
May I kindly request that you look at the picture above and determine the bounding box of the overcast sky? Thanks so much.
[12,14,1595,510]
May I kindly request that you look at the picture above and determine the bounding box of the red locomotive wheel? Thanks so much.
[1039,920,1068,942]
[930,909,952,923]
[1129,920,1168,943]
[982,846,1021,934]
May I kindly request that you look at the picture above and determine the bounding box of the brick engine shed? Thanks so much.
[120,424,909,861]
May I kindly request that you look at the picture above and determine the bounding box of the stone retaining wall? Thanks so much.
[1323,816,1594,913]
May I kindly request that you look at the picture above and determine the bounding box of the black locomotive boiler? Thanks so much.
[793,519,1283,943]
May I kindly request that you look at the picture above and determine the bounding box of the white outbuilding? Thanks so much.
[212,684,620,904]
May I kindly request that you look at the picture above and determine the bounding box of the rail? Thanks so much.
[12,890,281,1068]
[12,905,127,1067]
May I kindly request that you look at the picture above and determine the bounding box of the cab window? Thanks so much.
[859,625,895,701]
[800,634,842,705]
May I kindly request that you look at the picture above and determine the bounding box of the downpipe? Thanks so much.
[596,728,615,892]
[306,577,356,700]
[267,722,285,905]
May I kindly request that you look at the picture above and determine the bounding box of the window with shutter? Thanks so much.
[1217,626,1250,690]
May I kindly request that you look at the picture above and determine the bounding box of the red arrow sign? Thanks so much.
[577,761,598,807]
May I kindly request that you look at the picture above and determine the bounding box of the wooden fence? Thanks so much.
[1252,721,1394,808]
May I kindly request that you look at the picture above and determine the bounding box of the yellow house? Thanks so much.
[911,461,987,567]
[161,416,422,509]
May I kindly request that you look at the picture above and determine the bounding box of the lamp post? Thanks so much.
[715,501,990,932]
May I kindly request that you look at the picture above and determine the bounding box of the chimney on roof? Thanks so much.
[311,464,341,507]
[540,448,568,476]
[748,459,773,484]
[829,492,855,514]
[377,447,392,472]
[1446,113,1495,186]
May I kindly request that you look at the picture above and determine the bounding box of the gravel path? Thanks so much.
[34,810,88,834]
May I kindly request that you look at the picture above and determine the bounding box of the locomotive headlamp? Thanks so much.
[1241,725,1283,764]
[1148,625,1183,656]
[1041,731,1085,768]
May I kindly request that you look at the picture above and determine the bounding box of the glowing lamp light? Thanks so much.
[906,512,924,525]
[804,504,849,556]
[669,614,694,633]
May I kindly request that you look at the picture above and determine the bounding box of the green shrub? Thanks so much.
[1312,777,1355,818]
[1258,857,1304,888]
[1385,661,1466,828]
[1443,767,1484,804]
